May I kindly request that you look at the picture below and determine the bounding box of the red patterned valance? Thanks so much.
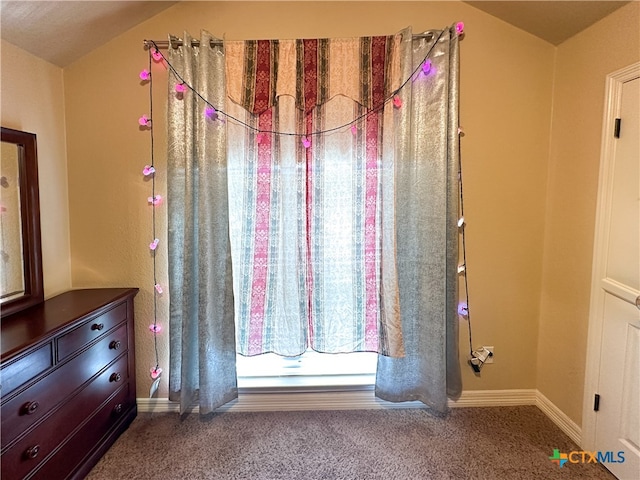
[226,34,402,115]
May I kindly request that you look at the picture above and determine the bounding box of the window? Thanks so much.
[226,36,404,361]
[236,350,377,388]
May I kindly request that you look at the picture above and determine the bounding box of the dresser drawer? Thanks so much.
[0,356,130,480]
[1,335,129,449]
[29,384,132,480]
[0,344,52,398]
[57,302,127,361]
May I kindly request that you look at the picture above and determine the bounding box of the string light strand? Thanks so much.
[147,48,161,380]
[458,130,473,356]
[140,22,468,380]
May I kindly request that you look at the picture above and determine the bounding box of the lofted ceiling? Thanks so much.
[464,1,630,45]
[0,1,632,68]
[0,1,178,67]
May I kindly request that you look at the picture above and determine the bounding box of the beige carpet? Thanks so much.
[86,406,617,479]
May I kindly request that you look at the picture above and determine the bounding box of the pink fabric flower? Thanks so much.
[148,195,162,206]
[205,106,218,121]
[149,324,162,333]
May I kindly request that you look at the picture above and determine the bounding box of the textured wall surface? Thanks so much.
[1,40,72,299]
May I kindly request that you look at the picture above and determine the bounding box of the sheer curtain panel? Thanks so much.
[225,33,404,358]
[167,32,238,415]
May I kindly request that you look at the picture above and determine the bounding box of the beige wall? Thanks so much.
[537,2,640,425]
[63,1,554,399]
[1,40,72,299]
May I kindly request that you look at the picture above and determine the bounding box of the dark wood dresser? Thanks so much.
[1,288,138,480]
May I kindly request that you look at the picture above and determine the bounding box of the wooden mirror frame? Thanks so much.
[1,127,44,318]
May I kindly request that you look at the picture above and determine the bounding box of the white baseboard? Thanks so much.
[137,388,580,446]
[535,390,582,446]
[450,388,537,407]
[137,388,537,413]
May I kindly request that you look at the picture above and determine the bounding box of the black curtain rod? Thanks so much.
[144,32,435,50]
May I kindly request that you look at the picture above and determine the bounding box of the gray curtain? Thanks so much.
[375,26,462,412]
[167,31,237,415]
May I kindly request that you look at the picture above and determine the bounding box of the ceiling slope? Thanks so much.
[464,1,630,45]
[0,1,633,67]
[0,1,177,67]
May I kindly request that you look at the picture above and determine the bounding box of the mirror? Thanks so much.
[0,127,43,318]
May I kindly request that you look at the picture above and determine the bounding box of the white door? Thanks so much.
[584,65,640,480]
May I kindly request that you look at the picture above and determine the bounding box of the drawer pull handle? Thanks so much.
[25,445,40,460]
[92,323,105,331]
[109,340,122,350]
[22,401,40,415]
[110,372,122,383]
[114,403,123,414]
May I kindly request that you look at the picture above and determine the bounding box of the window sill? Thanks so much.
[237,373,375,392]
